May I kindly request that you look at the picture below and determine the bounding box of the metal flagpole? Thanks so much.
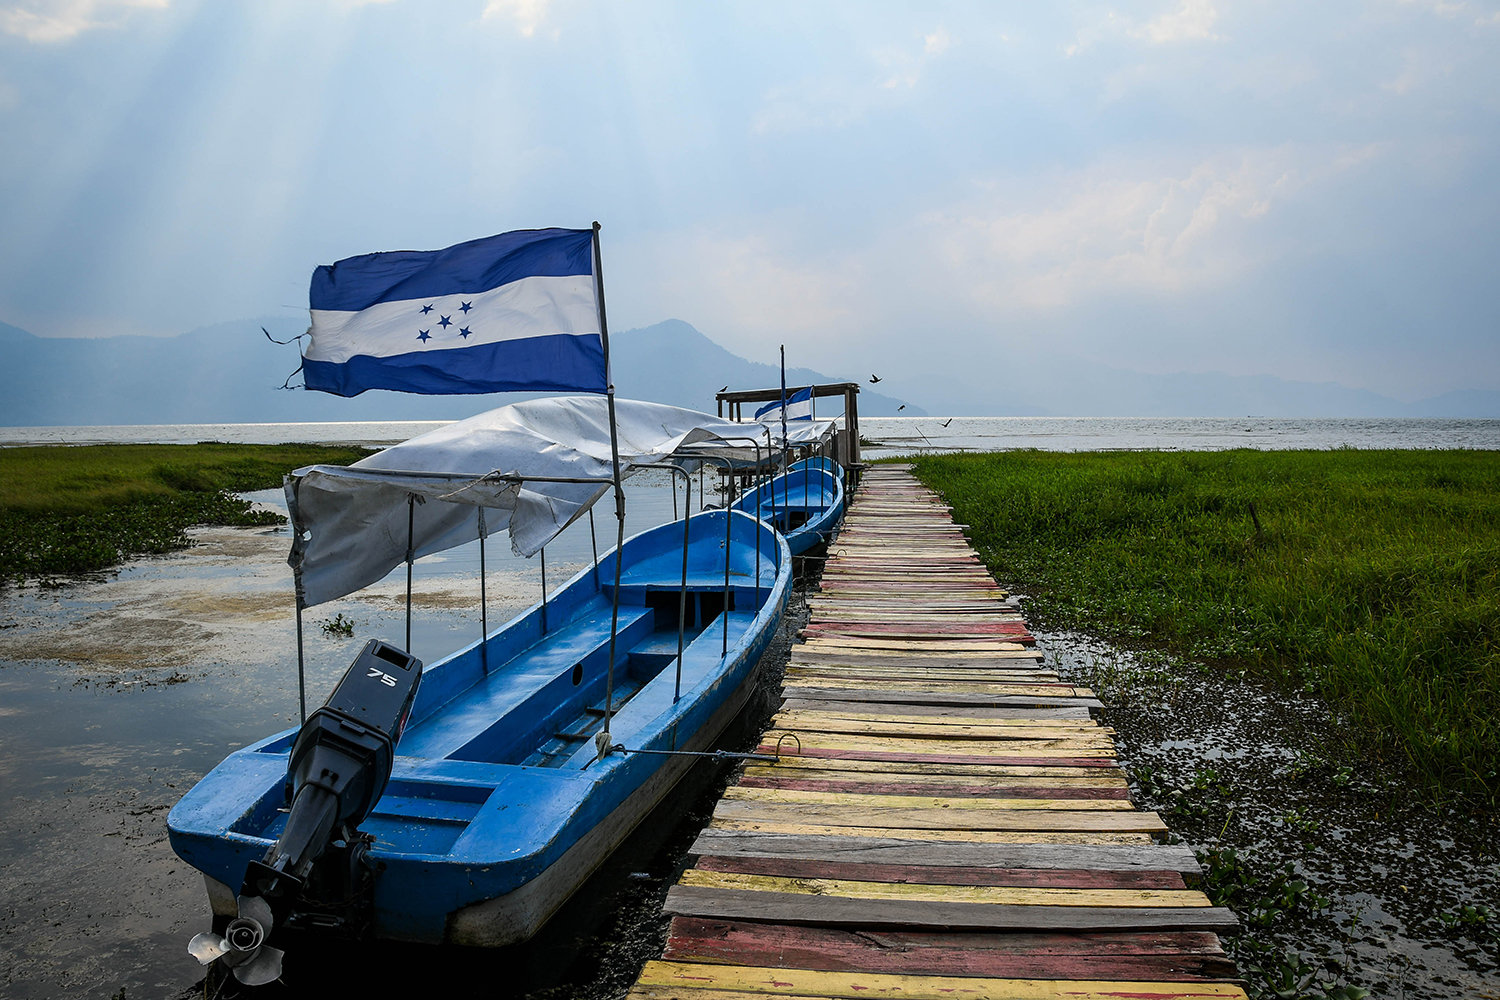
[593,222,628,757]
[478,507,489,675]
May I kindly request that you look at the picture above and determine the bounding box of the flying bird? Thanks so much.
[897,405,906,412]
[940,418,953,428]
[869,374,882,383]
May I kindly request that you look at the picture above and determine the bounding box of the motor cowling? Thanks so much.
[243,639,422,902]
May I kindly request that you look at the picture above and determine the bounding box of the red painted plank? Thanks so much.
[693,855,1189,890]
[736,775,1132,800]
[757,745,1119,767]
[661,918,1236,980]
[803,623,1033,636]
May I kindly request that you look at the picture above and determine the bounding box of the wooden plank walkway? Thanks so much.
[628,465,1244,1000]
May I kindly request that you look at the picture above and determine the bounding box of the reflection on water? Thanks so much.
[0,473,706,999]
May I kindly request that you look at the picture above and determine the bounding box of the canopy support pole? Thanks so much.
[674,467,690,704]
[595,222,627,755]
[588,507,600,591]
[294,589,307,726]
[478,506,489,676]
[723,474,734,657]
[540,547,549,634]
[405,492,418,653]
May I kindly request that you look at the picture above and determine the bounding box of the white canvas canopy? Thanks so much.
[286,395,836,608]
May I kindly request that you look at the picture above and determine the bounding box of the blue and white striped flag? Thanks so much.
[302,228,605,397]
[755,386,814,421]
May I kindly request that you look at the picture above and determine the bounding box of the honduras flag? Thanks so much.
[302,228,605,397]
[754,386,814,421]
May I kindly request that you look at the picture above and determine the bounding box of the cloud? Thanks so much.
[1130,0,1221,43]
[926,147,1379,310]
[481,0,550,38]
[0,0,165,43]
[755,26,951,133]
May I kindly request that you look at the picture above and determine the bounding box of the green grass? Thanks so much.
[0,443,373,577]
[911,449,1500,801]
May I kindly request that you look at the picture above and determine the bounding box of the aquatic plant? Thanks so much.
[913,449,1500,801]
[0,443,373,578]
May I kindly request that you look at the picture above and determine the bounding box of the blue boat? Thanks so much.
[789,455,843,482]
[167,507,790,950]
[732,465,845,555]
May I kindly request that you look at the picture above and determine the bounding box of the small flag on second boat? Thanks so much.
[754,386,814,421]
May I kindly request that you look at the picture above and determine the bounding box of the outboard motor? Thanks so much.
[189,640,421,984]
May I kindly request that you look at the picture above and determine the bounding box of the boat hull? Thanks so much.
[168,510,792,945]
[733,467,845,555]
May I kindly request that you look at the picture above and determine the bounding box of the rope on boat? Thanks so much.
[584,734,801,769]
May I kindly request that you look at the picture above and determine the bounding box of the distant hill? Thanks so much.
[0,317,921,425]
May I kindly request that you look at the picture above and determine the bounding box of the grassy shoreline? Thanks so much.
[0,443,373,578]
[911,449,1500,801]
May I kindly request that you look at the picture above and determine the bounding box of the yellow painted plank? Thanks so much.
[722,787,1134,812]
[632,961,1248,999]
[703,819,1157,844]
[676,870,1209,908]
[768,719,1114,742]
[743,758,1122,778]
[710,800,1165,833]
[742,765,1128,789]
[764,731,1117,756]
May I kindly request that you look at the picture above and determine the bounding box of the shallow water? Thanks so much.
[1044,630,1500,1000]
[0,471,739,999]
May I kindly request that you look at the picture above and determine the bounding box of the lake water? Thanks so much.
[3,415,1498,453]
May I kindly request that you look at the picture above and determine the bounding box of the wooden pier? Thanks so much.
[628,465,1244,1000]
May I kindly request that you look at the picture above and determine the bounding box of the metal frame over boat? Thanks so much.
[732,466,844,556]
[168,506,791,945]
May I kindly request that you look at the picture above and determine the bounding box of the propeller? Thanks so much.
[187,894,285,987]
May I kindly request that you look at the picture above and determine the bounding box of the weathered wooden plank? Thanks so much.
[770,717,1110,739]
[737,777,1131,800]
[762,733,1118,758]
[773,709,1094,729]
[722,786,1134,812]
[711,800,1166,833]
[706,819,1156,844]
[790,651,1047,667]
[676,870,1211,908]
[776,700,1091,720]
[781,687,1103,709]
[659,890,1240,932]
[693,856,1188,890]
[745,758,1125,779]
[685,831,1202,873]
[744,764,1126,786]
[661,919,1238,980]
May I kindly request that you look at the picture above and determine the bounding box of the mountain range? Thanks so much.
[0,318,921,425]
[0,316,1495,423]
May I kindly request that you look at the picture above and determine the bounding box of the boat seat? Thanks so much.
[398,605,655,761]
[560,609,762,769]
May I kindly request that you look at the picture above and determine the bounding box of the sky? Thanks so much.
[1,0,1497,402]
